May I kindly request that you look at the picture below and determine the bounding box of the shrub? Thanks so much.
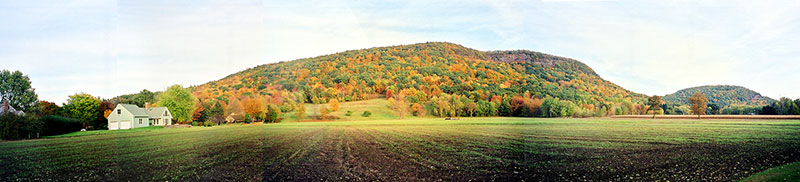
[203,121,213,127]
[41,115,82,136]
[361,111,372,117]
[191,121,200,126]
[0,114,44,140]
[344,110,353,116]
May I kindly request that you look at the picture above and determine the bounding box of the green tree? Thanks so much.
[208,101,225,124]
[131,89,156,107]
[541,98,577,117]
[647,95,663,118]
[265,104,281,123]
[157,85,197,123]
[794,99,800,115]
[621,101,634,115]
[498,97,512,116]
[63,93,101,128]
[689,93,708,119]
[0,70,39,112]
[774,97,797,115]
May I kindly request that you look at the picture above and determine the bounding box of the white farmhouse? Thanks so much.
[107,103,173,130]
[1,101,24,116]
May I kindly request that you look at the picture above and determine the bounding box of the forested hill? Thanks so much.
[189,42,648,116]
[484,50,599,76]
[663,85,775,107]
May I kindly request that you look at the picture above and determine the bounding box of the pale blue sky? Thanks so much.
[1,0,799,104]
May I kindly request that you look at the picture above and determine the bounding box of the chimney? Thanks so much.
[145,102,150,110]
[2,101,7,114]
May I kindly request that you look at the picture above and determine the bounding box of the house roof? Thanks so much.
[147,107,169,118]
[1,103,15,113]
[119,104,149,117]
[1,101,24,115]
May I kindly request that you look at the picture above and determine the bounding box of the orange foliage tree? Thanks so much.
[410,103,425,116]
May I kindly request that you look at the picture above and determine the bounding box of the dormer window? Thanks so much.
[117,109,121,114]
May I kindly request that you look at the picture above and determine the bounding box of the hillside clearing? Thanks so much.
[1,118,799,181]
[282,98,419,122]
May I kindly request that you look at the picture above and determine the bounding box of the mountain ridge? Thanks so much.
[120,41,650,117]
[190,42,644,104]
[663,85,774,108]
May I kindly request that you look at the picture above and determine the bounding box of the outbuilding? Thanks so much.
[107,103,172,130]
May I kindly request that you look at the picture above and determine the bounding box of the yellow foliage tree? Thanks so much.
[329,98,340,111]
[319,104,330,119]
[689,93,708,119]
[243,97,264,119]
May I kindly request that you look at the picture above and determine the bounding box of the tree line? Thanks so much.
[0,70,208,139]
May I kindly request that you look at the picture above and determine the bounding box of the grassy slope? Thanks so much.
[740,161,800,182]
[1,118,799,181]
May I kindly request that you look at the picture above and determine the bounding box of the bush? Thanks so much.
[41,115,82,136]
[344,110,353,116]
[203,121,213,127]
[191,121,200,126]
[361,111,372,117]
[0,114,44,140]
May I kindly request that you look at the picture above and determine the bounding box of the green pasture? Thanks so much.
[1,118,798,181]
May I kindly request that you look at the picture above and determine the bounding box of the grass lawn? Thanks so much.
[740,161,800,182]
[1,118,799,181]
[42,126,164,138]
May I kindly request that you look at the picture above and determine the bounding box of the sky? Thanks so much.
[1,0,799,104]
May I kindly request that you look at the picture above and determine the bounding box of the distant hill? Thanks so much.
[663,85,774,107]
[189,42,645,109]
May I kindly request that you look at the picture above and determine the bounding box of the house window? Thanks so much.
[164,112,168,116]
[139,119,142,125]
[117,109,121,114]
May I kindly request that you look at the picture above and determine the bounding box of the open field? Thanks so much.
[612,115,800,120]
[1,118,799,181]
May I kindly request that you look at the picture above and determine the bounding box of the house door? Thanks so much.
[120,120,131,129]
